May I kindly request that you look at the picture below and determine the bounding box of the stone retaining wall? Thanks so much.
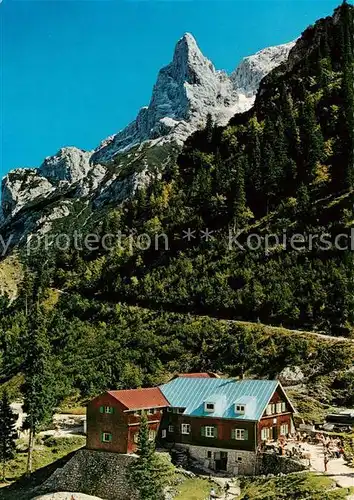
[33,449,139,500]
[258,452,308,475]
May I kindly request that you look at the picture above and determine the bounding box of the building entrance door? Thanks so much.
[272,425,278,441]
[214,451,228,471]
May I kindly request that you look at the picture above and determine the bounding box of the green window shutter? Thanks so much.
[214,426,218,439]
[201,426,206,437]
[244,430,248,441]
[99,406,104,413]
[231,429,235,440]
[108,433,112,442]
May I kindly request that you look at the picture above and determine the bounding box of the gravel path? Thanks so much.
[299,443,354,489]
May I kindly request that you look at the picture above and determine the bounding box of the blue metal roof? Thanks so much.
[160,378,279,421]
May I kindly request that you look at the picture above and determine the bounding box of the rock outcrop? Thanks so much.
[0,33,295,249]
[33,449,138,500]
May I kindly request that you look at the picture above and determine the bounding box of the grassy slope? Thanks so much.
[0,436,85,487]
[239,472,354,499]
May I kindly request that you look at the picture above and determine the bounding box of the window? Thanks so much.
[276,403,282,414]
[261,427,271,441]
[100,406,114,414]
[266,404,272,416]
[181,423,191,435]
[168,425,174,433]
[167,408,172,413]
[102,432,112,443]
[147,409,154,415]
[205,426,216,438]
[207,451,212,459]
[133,433,139,444]
[161,429,167,439]
[271,404,276,414]
[237,456,243,462]
[280,424,289,436]
[236,404,245,414]
[134,410,142,416]
[231,428,247,440]
[281,402,286,412]
[177,408,184,414]
[148,430,156,441]
[205,403,215,412]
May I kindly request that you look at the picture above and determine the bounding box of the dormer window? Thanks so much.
[205,402,215,412]
[235,404,245,414]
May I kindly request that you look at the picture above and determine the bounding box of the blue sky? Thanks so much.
[1,0,342,178]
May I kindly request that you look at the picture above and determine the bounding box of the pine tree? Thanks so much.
[299,96,324,184]
[0,390,17,481]
[22,309,56,476]
[232,156,249,228]
[129,413,174,500]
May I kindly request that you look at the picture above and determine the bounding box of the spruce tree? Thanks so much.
[299,96,324,184]
[129,413,174,500]
[232,156,249,228]
[0,390,17,481]
[22,309,56,476]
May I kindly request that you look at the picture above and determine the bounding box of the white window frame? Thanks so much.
[147,409,154,415]
[161,429,167,439]
[168,425,174,433]
[205,426,215,438]
[281,402,286,412]
[104,406,113,414]
[205,402,215,412]
[271,404,276,414]
[276,403,282,414]
[280,424,289,436]
[102,432,112,443]
[261,427,270,441]
[236,404,245,414]
[134,410,142,416]
[181,423,191,435]
[266,404,272,416]
[233,429,246,440]
[148,429,156,441]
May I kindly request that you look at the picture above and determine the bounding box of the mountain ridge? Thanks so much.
[0,34,295,250]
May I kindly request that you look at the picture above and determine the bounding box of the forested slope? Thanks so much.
[0,3,353,409]
[40,3,354,334]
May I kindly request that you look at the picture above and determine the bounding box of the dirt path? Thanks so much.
[299,443,354,489]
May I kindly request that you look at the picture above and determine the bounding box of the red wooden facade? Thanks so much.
[86,388,169,454]
[86,380,295,455]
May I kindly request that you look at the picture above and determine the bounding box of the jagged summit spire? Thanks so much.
[172,32,208,70]
[91,36,294,164]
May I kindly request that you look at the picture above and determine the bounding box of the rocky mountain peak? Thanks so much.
[231,41,295,97]
[171,32,215,83]
[39,147,92,183]
[93,34,294,164]
[1,33,295,244]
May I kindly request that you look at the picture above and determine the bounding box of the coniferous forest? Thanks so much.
[0,3,353,415]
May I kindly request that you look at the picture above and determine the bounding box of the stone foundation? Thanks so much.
[178,444,257,476]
